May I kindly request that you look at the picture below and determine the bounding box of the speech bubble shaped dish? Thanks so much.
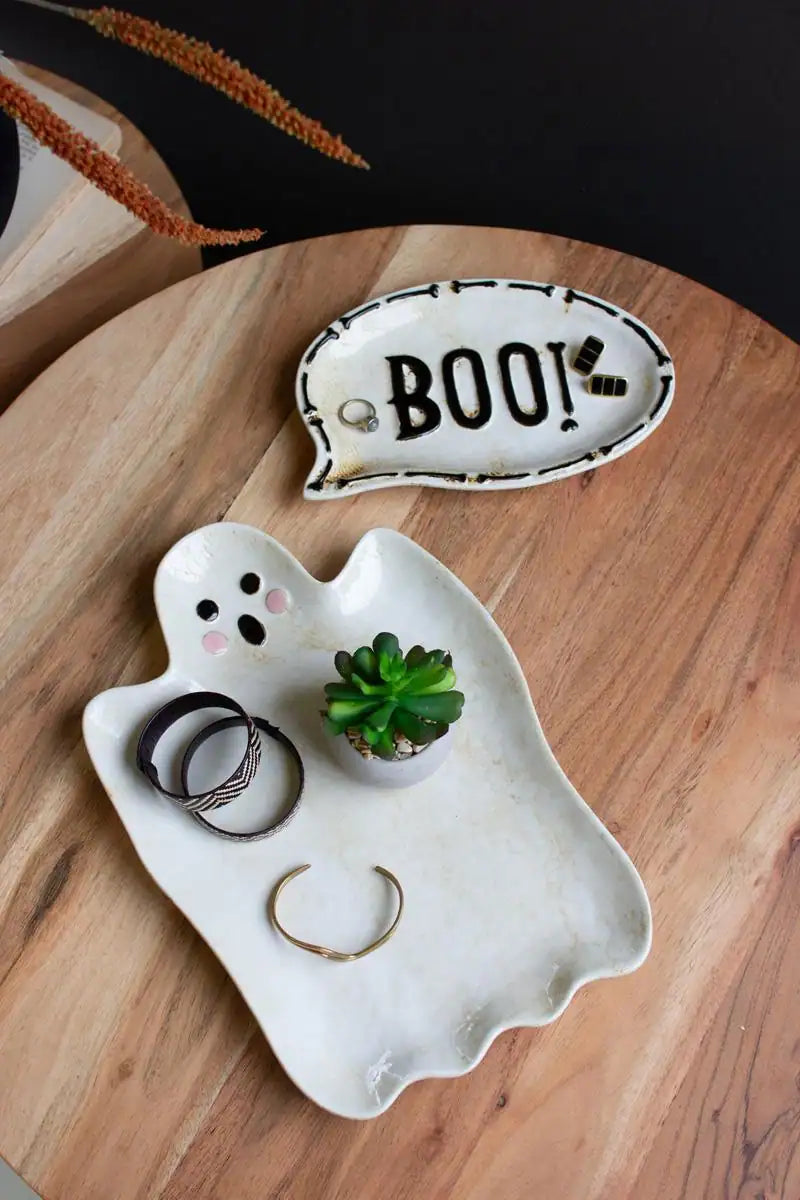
[83,523,651,1119]
[297,278,674,498]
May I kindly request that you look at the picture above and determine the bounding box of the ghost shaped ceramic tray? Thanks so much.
[298,277,674,498]
[83,524,651,1118]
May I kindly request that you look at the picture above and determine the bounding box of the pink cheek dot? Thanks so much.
[202,632,228,655]
[266,588,289,614]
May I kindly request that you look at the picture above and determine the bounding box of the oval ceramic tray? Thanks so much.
[297,277,674,498]
[83,524,651,1118]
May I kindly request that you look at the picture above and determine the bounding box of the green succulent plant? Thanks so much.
[323,632,465,760]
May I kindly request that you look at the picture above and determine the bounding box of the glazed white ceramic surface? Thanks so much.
[324,725,453,790]
[83,524,651,1119]
[297,278,674,499]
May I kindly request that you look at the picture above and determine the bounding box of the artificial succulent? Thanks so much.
[324,632,465,760]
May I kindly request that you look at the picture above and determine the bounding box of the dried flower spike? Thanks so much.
[0,72,263,246]
[16,0,369,168]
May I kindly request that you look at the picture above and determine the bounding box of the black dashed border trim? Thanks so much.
[340,301,380,329]
[507,282,555,296]
[475,471,530,482]
[386,284,440,303]
[564,288,619,317]
[599,424,646,455]
[405,470,469,482]
[538,454,595,476]
[649,374,673,420]
[623,317,671,366]
[299,371,316,415]
[451,279,498,292]
[307,458,333,492]
[304,327,339,365]
[308,416,331,454]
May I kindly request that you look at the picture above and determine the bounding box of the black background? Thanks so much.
[2,0,799,341]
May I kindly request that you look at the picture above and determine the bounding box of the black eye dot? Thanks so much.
[238,614,266,645]
[240,573,261,595]
[196,599,219,621]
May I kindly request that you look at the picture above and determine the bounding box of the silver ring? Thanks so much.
[338,399,379,433]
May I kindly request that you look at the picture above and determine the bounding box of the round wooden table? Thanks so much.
[0,225,797,1200]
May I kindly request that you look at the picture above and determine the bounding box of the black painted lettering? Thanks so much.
[386,355,441,441]
[441,349,492,429]
[498,342,549,426]
[546,341,578,431]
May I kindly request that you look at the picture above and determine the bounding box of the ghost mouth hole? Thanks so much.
[238,614,266,645]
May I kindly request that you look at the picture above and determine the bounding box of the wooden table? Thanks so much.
[0,62,201,413]
[0,225,797,1200]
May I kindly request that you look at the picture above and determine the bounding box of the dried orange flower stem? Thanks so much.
[0,72,263,245]
[12,0,369,168]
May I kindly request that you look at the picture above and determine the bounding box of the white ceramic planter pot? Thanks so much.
[325,726,453,790]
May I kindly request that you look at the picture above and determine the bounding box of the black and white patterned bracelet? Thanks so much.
[181,715,304,842]
[136,691,261,815]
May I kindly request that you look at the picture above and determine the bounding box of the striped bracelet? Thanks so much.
[136,691,261,815]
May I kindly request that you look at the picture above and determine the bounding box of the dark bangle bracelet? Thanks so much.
[180,716,304,842]
[136,691,261,814]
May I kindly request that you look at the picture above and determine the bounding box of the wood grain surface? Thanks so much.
[0,225,797,1200]
[0,62,201,414]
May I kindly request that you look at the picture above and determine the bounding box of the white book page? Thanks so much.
[0,57,122,280]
